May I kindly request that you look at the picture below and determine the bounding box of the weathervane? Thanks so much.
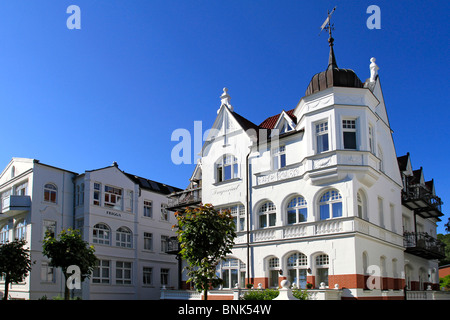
[319,6,337,46]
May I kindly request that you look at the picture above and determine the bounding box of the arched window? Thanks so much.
[116,227,132,248]
[287,252,308,288]
[93,223,111,245]
[216,155,239,182]
[0,225,9,244]
[319,190,342,220]
[11,166,15,178]
[216,258,246,289]
[258,201,276,228]
[315,254,329,287]
[44,183,57,203]
[357,190,367,220]
[268,257,280,288]
[287,196,307,224]
[15,220,26,240]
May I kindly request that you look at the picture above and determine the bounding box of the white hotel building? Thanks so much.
[0,158,181,300]
[167,40,445,300]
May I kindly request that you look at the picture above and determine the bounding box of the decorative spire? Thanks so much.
[319,7,338,70]
[219,87,233,112]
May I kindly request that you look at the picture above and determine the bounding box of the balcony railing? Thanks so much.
[402,184,443,219]
[167,188,202,211]
[403,232,445,259]
[0,195,31,216]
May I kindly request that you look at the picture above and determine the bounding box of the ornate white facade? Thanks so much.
[170,50,445,300]
[0,158,180,300]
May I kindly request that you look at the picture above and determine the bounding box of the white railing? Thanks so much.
[242,217,403,247]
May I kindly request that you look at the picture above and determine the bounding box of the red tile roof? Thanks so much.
[259,109,297,129]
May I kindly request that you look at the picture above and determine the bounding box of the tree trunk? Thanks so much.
[3,278,9,300]
[204,288,208,301]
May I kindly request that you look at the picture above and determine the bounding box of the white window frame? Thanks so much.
[272,146,286,170]
[287,196,308,224]
[143,200,153,218]
[287,252,308,289]
[104,185,123,210]
[143,267,153,285]
[93,182,101,206]
[342,119,357,150]
[44,183,57,204]
[319,190,343,220]
[116,227,132,248]
[93,223,111,245]
[116,261,132,285]
[143,232,153,251]
[161,204,168,221]
[258,201,276,228]
[92,260,110,284]
[216,155,239,183]
[41,261,55,283]
[315,121,329,153]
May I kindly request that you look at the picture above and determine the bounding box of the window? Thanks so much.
[43,220,56,239]
[116,227,132,248]
[161,235,169,253]
[93,183,101,206]
[14,181,28,196]
[125,190,133,212]
[93,260,110,284]
[116,261,132,285]
[287,196,307,224]
[273,146,286,170]
[104,186,122,210]
[216,155,239,182]
[287,252,308,289]
[76,185,80,206]
[378,197,384,228]
[216,258,246,289]
[368,125,374,153]
[44,183,57,203]
[143,200,152,218]
[258,201,276,228]
[316,254,329,287]
[143,267,153,285]
[0,225,9,244]
[161,204,168,221]
[268,257,280,288]
[143,232,153,251]
[80,183,84,205]
[357,191,366,220]
[220,205,245,232]
[41,262,55,283]
[342,119,357,149]
[161,268,170,286]
[93,223,110,245]
[15,220,26,240]
[316,121,329,153]
[319,190,342,220]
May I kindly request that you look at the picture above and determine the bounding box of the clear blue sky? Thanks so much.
[0,1,448,233]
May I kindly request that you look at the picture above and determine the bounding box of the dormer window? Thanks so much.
[216,155,238,182]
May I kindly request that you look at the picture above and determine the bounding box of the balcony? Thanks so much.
[403,232,445,260]
[0,195,31,217]
[402,184,443,220]
[166,236,180,255]
[167,188,202,211]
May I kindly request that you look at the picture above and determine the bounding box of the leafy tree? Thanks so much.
[0,239,33,300]
[174,204,236,300]
[437,233,450,266]
[42,228,97,300]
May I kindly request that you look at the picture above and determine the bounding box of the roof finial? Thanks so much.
[220,87,233,112]
[319,6,338,70]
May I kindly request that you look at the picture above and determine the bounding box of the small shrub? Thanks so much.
[242,288,308,300]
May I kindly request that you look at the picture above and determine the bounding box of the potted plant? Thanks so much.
[306,282,313,289]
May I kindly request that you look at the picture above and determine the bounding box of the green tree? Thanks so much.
[42,228,97,300]
[437,233,450,266]
[0,239,33,300]
[174,204,236,300]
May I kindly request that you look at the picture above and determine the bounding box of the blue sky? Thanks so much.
[0,1,448,233]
